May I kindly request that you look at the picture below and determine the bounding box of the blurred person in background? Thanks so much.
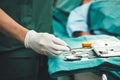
[67,0,120,39]
[67,0,120,80]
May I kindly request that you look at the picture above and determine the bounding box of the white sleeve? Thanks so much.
[66,2,92,37]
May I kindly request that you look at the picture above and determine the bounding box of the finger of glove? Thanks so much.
[50,43,70,51]
[48,51,62,56]
[46,49,63,56]
[50,35,68,46]
[32,44,62,56]
[32,47,59,57]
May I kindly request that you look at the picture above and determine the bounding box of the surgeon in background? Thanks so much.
[67,0,92,37]
[67,0,120,39]
[67,0,120,80]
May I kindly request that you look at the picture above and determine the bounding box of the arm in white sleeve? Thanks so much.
[66,2,92,37]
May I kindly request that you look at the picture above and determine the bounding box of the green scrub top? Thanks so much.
[88,0,120,36]
[0,0,53,52]
[0,1,53,79]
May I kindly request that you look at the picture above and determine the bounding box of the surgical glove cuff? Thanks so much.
[24,30,37,48]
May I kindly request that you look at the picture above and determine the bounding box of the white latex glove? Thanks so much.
[24,30,69,56]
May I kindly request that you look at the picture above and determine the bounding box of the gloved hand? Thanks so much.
[24,30,69,56]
